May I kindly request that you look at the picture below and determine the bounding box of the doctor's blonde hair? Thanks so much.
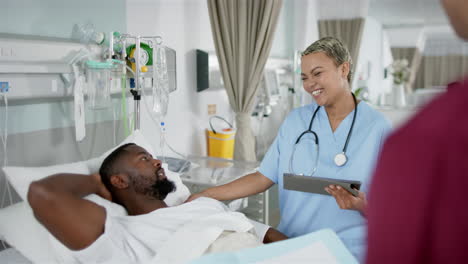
[302,37,353,83]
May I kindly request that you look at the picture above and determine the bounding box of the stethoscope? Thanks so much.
[288,93,358,176]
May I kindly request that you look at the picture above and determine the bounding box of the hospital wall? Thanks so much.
[0,0,126,39]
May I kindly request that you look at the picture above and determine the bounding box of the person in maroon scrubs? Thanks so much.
[366,0,468,263]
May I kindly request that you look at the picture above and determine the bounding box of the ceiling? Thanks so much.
[368,0,449,28]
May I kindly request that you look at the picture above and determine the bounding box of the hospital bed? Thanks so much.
[0,230,357,264]
[0,248,31,264]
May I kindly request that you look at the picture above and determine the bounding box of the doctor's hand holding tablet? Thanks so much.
[187,37,391,262]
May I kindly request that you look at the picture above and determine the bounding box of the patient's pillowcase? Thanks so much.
[0,202,57,263]
[0,130,191,263]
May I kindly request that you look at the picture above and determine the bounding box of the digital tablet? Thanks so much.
[283,173,361,197]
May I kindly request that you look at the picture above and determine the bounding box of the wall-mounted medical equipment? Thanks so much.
[0,33,177,101]
[126,42,152,73]
[71,22,106,45]
[196,49,225,92]
[252,69,281,117]
[0,31,178,142]
[113,34,175,130]
[85,60,116,109]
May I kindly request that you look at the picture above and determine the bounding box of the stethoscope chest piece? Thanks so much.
[334,152,347,167]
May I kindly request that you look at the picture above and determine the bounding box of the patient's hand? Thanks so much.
[325,185,367,214]
[263,228,288,244]
[91,173,112,201]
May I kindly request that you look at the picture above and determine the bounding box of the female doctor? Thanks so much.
[188,37,391,262]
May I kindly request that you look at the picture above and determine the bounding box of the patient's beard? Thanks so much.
[132,175,176,200]
[130,169,176,200]
[151,178,176,200]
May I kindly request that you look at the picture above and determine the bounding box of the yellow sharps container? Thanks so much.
[206,116,236,159]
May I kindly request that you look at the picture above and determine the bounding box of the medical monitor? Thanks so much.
[264,69,280,97]
[196,49,224,92]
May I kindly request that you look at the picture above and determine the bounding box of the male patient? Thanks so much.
[27,143,287,263]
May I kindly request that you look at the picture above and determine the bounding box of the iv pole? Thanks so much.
[117,34,162,131]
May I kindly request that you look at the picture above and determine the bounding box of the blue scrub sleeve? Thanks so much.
[258,128,282,184]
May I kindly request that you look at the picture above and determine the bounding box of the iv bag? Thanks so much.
[71,22,105,45]
[152,45,170,119]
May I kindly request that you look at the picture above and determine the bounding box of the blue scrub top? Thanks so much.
[259,101,392,262]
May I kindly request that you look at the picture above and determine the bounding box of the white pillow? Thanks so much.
[3,162,90,203]
[163,163,191,207]
[0,130,191,263]
[0,196,129,263]
[0,163,121,263]
[0,202,55,263]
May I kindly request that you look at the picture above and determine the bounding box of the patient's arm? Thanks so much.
[28,173,109,250]
[263,228,288,243]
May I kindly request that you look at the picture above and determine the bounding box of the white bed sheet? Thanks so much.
[189,229,358,264]
[0,248,32,264]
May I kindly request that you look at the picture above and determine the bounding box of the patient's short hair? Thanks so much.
[99,143,136,190]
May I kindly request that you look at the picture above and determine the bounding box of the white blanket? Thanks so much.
[190,229,358,264]
[152,211,260,264]
[56,197,263,264]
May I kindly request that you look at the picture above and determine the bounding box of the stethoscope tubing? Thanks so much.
[289,93,357,175]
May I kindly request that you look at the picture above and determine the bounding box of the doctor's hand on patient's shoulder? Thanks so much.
[185,191,210,203]
[91,173,112,202]
[325,185,367,214]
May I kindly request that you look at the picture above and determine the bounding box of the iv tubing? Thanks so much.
[121,38,130,136]
[0,93,13,213]
[140,82,186,160]
[134,36,141,130]
[109,32,114,59]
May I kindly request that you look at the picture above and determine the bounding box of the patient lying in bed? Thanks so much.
[27,143,287,263]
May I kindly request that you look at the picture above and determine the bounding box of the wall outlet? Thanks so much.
[0,82,9,93]
[208,104,216,115]
[0,47,13,57]
[51,79,58,93]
